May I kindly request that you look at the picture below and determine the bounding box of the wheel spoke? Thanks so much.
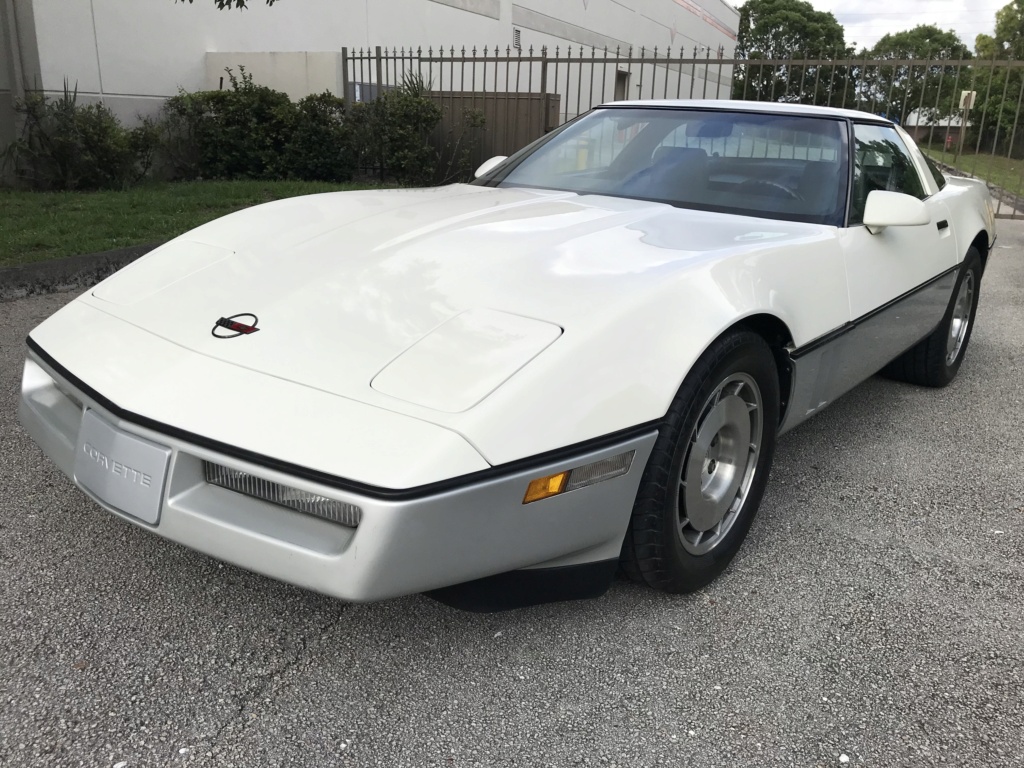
[672,369,766,558]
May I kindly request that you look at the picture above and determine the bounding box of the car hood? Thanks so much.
[80,184,827,416]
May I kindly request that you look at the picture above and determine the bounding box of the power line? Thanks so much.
[833,8,1003,15]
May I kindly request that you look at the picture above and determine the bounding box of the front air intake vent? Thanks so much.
[203,461,362,528]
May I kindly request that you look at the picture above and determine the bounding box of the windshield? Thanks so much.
[479,108,849,226]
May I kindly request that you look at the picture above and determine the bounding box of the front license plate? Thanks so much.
[73,410,171,525]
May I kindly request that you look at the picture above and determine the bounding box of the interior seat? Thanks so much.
[799,160,842,215]
[620,146,709,201]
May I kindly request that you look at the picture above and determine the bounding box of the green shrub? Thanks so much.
[435,106,486,184]
[3,83,158,191]
[359,75,444,185]
[162,67,297,180]
[282,92,354,182]
[3,67,482,190]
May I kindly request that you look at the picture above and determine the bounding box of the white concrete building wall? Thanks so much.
[3,0,739,134]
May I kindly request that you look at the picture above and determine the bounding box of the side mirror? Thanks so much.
[474,156,508,179]
[863,190,931,235]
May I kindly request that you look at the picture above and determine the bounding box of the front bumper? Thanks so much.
[20,351,656,602]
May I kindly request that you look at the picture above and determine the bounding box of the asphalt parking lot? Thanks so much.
[2,226,1023,768]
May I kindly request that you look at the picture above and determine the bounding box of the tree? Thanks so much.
[967,2,1024,160]
[734,0,847,60]
[178,0,278,9]
[731,0,852,105]
[974,0,1024,59]
[857,26,972,125]
[975,33,1001,60]
[870,25,971,60]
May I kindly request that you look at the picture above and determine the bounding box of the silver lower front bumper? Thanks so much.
[20,353,657,602]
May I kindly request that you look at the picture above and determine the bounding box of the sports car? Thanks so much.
[19,100,995,610]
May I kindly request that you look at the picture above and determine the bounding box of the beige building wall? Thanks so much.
[3,0,739,145]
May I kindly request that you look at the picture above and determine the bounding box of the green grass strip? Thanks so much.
[922,144,1024,198]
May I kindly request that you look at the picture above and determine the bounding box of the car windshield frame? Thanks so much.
[475,106,852,227]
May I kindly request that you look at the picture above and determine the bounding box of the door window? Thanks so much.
[850,124,927,225]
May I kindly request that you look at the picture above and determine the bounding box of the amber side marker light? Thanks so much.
[523,472,570,503]
[522,451,635,504]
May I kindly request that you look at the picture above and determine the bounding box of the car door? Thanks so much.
[836,122,959,379]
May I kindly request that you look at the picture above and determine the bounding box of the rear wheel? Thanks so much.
[620,330,780,593]
[882,247,982,388]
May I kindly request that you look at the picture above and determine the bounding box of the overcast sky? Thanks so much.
[807,0,1001,52]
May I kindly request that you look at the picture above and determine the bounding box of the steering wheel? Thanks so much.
[734,179,803,201]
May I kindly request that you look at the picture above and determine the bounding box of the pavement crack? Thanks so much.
[205,608,348,763]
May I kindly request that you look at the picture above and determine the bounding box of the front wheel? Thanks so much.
[620,330,780,593]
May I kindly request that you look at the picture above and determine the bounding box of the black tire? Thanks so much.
[620,329,780,593]
[881,247,982,388]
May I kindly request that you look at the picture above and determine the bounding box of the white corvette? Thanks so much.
[20,101,995,610]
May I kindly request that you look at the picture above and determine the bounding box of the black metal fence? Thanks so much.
[343,46,1024,218]
[737,55,1024,219]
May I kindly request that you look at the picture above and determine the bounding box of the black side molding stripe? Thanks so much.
[25,335,661,502]
[791,264,960,359]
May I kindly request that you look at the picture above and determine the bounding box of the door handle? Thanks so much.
[937,220,949,231]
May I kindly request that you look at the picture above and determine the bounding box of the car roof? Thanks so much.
[600,99,893,124]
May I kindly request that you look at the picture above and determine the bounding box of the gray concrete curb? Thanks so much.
[0,243,162,302]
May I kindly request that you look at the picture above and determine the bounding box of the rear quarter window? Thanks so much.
[922,153,948,190]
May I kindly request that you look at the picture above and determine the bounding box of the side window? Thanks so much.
[850,124,927,225]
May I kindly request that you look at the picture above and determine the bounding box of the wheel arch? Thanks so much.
[970,230,990,273]
[733,313,795,426]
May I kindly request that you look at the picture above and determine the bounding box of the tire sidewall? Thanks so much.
[940,247,983,383]
[658,332,780,591]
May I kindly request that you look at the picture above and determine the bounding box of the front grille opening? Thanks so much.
[202,461,362,528]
